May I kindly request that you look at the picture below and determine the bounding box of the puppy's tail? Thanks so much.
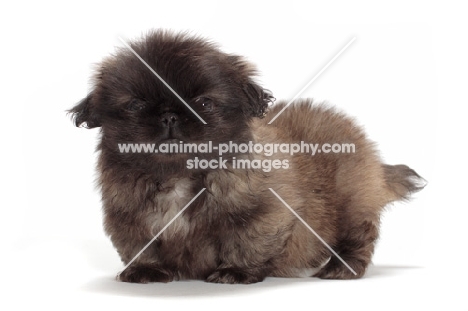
[383,164,426,202]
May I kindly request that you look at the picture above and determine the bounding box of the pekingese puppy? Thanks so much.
[69,30,425,284]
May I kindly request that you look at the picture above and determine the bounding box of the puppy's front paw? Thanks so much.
[313,257,365,280]
[117,264,174,283]
[206,268,265,284]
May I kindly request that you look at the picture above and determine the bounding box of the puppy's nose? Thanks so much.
[160,112,179,127]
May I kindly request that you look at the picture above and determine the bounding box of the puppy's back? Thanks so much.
[251,100,424,279]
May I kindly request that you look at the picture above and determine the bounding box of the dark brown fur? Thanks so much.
[69,30,425,284]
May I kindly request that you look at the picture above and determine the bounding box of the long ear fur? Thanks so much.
[68,93,102,128]
[227,55,275,118]
[242,82,275,118]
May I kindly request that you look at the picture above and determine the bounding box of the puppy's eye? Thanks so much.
[127,99,146,111]
[194,97,213,111]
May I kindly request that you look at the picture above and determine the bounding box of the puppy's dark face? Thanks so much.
[70,31,272,162]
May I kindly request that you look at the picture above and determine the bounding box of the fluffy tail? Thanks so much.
[383,164,426,202]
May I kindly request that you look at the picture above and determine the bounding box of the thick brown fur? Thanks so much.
[69,30,425,284]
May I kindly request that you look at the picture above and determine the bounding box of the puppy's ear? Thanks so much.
[242,82,275,118]
[227,55,275,118]
[68,93,102,128]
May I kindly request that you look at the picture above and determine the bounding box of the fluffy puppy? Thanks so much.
[69,30,425,284]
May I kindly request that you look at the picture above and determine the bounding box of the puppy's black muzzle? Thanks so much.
[161,112,179,128]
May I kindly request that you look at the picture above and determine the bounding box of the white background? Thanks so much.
[1,0,467,310]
